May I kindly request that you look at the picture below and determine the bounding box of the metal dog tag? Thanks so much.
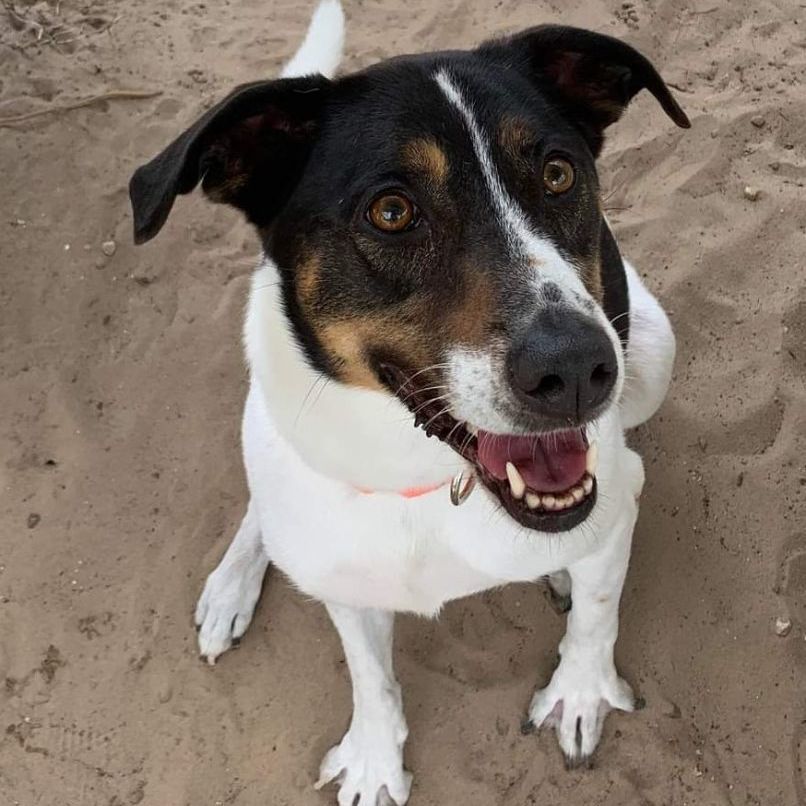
[450,470,476,506]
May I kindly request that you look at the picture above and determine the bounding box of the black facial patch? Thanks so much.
[265,53,613,387]
[600,223,630,345]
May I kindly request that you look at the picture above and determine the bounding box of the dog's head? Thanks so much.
[130,25,688,533]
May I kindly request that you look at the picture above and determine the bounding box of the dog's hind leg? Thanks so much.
[195,498,269,664]
[316,604,412,806]
[542,570,573,614]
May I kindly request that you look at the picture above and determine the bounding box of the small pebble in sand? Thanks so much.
[743,185,761,201]
[27,513,41,529]
[750,115,766,128]
[774,616,792,637]
[102,239,117,256]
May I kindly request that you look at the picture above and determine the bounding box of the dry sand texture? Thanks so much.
[1,0,805,804]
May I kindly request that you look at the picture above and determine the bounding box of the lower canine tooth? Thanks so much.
[585,442,599,475]
[582,475,594,495]
[525,492,540,509]
[542,494,556,510]
[505,462,526,500]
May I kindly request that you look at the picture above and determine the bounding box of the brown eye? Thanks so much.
[367,192,416,232]
[543,157,575,194]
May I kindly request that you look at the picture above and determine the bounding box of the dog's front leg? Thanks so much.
[527,450,644,767]
[316,604,412,806]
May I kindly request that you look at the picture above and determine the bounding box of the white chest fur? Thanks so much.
[241,372,639,615]
[240,259,655,615]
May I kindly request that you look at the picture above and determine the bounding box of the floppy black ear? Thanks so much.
[129,75,331,244]
[481,25,689,154]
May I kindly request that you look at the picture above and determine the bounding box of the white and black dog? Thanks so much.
[129,2,688,803]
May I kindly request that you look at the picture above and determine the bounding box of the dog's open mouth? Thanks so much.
[380,364,597,533]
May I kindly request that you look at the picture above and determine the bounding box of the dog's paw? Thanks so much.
[526,665,634,767]
[315,731,412,805]
[194,559,267,665]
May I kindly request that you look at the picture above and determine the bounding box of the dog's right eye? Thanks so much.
[542,157,575,195]
[367,192,418,233]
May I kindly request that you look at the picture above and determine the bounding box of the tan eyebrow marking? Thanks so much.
[498,116,535,162]
[401,138,449,184]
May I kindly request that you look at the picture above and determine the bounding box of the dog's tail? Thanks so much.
[281,0,345,79]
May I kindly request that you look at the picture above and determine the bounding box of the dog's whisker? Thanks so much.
[392,363,451,397]
[399,384,448,405]
[421,406,453,432]
[295,372,329,425]
[444,418,467,447]
[410,394,451,416]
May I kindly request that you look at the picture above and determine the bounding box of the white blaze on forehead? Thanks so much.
[433,68,587,298]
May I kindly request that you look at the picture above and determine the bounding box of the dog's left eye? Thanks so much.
[367,192,417,233]
[543,157,575,195]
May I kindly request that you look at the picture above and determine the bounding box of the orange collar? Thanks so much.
[354,478,450,499]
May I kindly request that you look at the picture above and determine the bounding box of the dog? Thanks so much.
[129,1,688,802]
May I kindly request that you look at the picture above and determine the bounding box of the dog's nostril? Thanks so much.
[590,363,613,390]
[535,373,565,400]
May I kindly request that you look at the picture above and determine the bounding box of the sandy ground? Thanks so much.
[1,0,805,804]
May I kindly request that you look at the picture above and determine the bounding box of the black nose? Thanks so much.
[507,308,618,422]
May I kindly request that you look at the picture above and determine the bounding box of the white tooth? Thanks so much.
[525,492,541,509]
[585,442,599,476]
[561,494,575,509]
[585,444,598,475]
[582,474,594,495]
[505,462,526,500]
[571,486,585,503]
[542,494,556,510]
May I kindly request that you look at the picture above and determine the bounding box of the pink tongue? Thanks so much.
[476,429,587,493]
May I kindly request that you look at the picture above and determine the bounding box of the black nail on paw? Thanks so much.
[564,754,593,771]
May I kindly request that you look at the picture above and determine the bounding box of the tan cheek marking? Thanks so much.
[296,254,321,309]
[444,270,494,348]
[319,306,437,392]
[401,138,449,185]
[580,253,604,303]
[320,320,383,390]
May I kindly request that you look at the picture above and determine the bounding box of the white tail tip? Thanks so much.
[281,0,345,80]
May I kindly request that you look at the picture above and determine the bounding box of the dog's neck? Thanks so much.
[245,259,465,491]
